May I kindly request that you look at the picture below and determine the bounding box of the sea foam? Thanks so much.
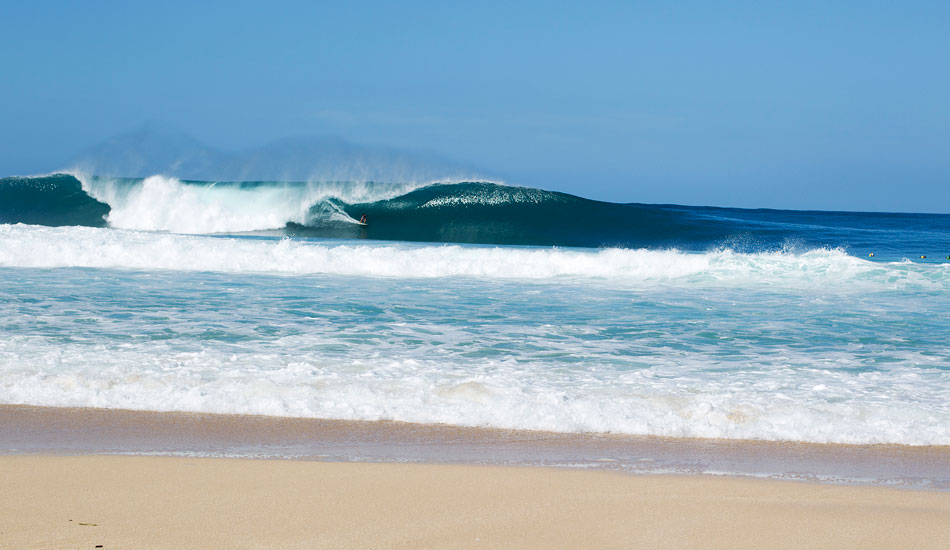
[1,325,947,445]
[2,225,947,446]
[74,174,428,233]
[0,224,946,290]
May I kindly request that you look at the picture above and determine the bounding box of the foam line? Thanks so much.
[0,225,946,290]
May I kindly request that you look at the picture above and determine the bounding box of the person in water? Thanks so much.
[359,213,367,224]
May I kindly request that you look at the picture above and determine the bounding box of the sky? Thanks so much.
[1,1,948,212]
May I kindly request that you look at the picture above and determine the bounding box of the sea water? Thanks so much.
[0,175,948,446]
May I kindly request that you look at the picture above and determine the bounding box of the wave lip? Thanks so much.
[5,174,949,254]
[75,173,443,233]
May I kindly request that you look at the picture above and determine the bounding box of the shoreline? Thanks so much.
[3,404,948,490]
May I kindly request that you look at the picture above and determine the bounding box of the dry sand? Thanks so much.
[1,454,948,549]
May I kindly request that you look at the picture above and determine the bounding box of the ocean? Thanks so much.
[1,173,948,446]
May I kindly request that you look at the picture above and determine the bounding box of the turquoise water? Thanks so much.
[0,174,948,445]
[1,228,947,444]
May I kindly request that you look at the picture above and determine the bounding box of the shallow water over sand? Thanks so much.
[1,234,948,445]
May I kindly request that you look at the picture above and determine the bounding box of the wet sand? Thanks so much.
[2,405,949,548]
[2,404,948,488]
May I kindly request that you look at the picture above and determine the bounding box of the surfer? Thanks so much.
[359,213,367,225]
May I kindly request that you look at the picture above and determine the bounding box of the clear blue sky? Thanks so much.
[2,1,948,212]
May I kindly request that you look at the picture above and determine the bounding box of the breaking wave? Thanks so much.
[2,173,948,255]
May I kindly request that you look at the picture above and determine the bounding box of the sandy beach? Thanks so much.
[5,2,950,548]
[1,405,949,548]
[1,454,948,549]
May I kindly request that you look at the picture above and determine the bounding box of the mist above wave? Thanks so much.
[68,122,485,184]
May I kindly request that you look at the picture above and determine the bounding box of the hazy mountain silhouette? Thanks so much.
[69,122,484,183]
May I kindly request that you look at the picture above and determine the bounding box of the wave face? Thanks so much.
[4,174,948,256]
[2,173,949,446]
[80,174,427,234]
[0,174,110,227]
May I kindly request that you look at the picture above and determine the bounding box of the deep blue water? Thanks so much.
[0,173,947,445]
[1,174,947,260]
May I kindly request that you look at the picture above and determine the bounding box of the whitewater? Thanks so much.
[77,173,429,233]
[1,174,948,445]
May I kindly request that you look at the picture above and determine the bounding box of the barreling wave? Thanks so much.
[2,173,949,254]
[0,173,458,234]
[77,173,435,233]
